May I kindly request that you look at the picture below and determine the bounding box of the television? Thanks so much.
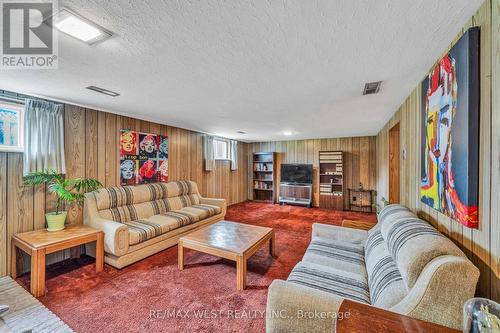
[280,164,313,185]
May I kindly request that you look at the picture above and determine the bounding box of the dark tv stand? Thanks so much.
[279,183,313,207]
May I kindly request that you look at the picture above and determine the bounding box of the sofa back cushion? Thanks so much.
[365,225,408,308]
[378,204,416,227]
[94,181,201,222]
[93,180,200,210]
[381,216,465,288]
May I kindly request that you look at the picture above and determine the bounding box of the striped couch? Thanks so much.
[266,204,479,332]
[84,180,226,268]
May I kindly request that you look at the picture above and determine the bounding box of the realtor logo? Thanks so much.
[1,0,58,69]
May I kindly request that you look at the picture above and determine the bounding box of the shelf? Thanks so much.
[253,161,273,164]
[254,188,273,191]
[255,180,273,182]
[254,170,273,172]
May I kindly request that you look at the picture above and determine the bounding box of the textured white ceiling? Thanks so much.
[0,0,483,142]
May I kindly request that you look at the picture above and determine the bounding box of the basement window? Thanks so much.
[0,101,24,152]
[214,139,229,160]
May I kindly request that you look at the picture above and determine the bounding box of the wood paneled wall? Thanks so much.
[376,0,499,301]
[0,104,249,277]
[250,137,377,207]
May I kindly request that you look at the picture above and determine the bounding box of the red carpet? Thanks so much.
[18,201,376,333]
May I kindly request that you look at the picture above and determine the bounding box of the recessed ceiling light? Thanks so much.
[236,131,246,134]
[52,8,113,44]
[86,86,120,97]
[283,131,293,136]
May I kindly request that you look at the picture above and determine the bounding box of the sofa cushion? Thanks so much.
[365,225,407,308]
[181,204,222,220]
[125,209,201,245]
[302,237,367,276]
[381,217,465,288]
[93,180,200,210]
[165,194,201,211]
[288,261,370,304]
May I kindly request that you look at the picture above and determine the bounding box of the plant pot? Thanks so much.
[45,211,67,232]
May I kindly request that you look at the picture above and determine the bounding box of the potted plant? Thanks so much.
[23,170,102,231]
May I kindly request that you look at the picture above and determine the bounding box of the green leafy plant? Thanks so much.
[23,170,102,215]
[373,196,390,214]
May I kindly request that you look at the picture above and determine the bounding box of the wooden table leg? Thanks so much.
[236,256,247,291]
[269,232,276,257]
[178,240,184,270]
[31,249,46,297]
[11,241,17,279]
[95,232,104,273]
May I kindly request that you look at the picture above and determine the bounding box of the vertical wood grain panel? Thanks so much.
[64,105,86,226]
[490,0,499,302]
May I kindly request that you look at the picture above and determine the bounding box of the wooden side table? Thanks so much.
[11,225,104,297]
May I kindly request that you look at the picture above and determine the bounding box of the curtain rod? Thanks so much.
[0,89,62,106]
[0,90,25,105]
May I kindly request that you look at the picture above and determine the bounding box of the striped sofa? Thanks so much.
[84,180,226,268]
[266,204,479,332]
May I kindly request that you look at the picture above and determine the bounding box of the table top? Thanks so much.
[180,220,273,255]
[13,225,101,249]
[337,299,459,333]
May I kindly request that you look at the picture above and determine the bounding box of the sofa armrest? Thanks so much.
[200,197,227,216]
[266,280,344,333]
[85,217,129,256]
[312,223,368,244]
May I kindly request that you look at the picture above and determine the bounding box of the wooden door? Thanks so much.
[389,123,400,204]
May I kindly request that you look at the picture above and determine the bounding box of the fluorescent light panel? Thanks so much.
[86,86,120,97]
[53,9,112,44]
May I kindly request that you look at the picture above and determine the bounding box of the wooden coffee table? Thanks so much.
[178,220,275,290]
[11,225,104,297]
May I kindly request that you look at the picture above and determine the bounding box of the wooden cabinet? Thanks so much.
[348,189,375,213]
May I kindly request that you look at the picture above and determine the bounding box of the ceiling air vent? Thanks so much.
[363,81,382,95]
[86,86,120,97]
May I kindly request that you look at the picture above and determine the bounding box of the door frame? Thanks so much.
[388,123,400,204]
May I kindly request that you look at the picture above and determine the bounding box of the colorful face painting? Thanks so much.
[120,160,137,185]
[139,134,157,157]
[120,131,137,155]
[119,130,169,185]
[158,160,168,182]
[420,28,479,229]
[139,159,156,183]
[158,136,168,159]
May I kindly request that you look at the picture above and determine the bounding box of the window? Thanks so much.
[214,139,229,160]
[0,101,24,152]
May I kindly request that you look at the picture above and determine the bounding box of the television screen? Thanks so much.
[280,164,313,185]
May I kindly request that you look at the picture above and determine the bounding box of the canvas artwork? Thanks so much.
[119,129,169,185]
[420,27,479,229]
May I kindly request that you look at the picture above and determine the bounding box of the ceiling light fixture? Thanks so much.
[52,8,113,44]
[283,131,293,136]
[86,86,120,97]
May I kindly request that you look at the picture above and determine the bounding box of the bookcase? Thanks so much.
[252,152,278,203]
[319,151,344,210]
